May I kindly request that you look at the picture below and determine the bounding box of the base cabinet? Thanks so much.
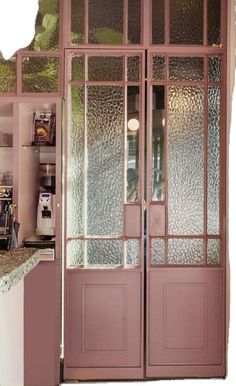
[24,260,61,386]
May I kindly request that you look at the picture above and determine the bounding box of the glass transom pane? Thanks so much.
[170,0,203,45]
[168,238,204,265]
[88,0,124,44]
[22,56,59,93]
[169,57,204,81]
[88,56,123,81]
[87,239,122,266]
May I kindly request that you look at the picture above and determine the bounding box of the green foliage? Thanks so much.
[22,57,59,93]
[27,0,59,51]
[0,59,16,92]
[90,28,123,44]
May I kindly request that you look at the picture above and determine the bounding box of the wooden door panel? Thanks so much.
[147,268,224,374]
[65,271,142,369]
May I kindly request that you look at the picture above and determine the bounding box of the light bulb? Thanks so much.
[128,118,139,131]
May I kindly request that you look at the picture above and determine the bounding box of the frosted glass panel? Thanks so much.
[22,57,59,93]
[88,57,123,81]
[169,57,204,81]
[87,86,123,236]
[0,58,16,93]
[152,86,165,201]
[128,0,141,44]
[208,86,220,235]
[71,0,84,43]
[170,0,203,45]
[127,56,140,82]
[87,239,122,266]
[207,239,220,265]
[208,57,221,82]
[67,240,83,268]
[88,0,123,44]
[127,86,139,202]
[71,56,84,81]
[152,56,165,81]
[151,239,165,265]
[125,239,140,266]
[168,86,204,235]
[27,0,59,50]
[208,0,221,46]
[168,239,204,265]
[67,87,84,237]
[152,0,165,44]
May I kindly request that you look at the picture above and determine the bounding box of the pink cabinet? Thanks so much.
[24,260,61,386]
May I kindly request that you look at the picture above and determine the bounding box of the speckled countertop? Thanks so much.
[0,248,40,294]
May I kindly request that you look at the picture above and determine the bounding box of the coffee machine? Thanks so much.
[36,164,56,236]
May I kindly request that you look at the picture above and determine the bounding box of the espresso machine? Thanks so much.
[36,163,56,237]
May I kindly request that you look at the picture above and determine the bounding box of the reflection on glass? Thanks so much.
[208,57,221,82]
[88,56,123,81]
[22,56,59,93]
[67,239,83,268]
[128,0,141,44]
[207,239,220,265]
[169,57,204,81]
[152,86,165,201]
[87,86,123,236]
[170,0,203,45]
[71,0,84,44]
[88,0,123,44]
[127,86,139,202]
[0,58,16,93]
[27,0,60,50]
[208,0,221,46]
[152,0,165,44]
[125,239,140,267]
[71,56,84,81]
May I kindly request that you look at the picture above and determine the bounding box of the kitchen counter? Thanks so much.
[0,247,40,294]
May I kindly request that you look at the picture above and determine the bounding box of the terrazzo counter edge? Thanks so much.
[0,248,40,294]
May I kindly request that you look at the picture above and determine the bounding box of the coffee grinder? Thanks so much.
[36,164,56,236]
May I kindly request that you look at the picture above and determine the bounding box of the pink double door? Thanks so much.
[63,50,226,380]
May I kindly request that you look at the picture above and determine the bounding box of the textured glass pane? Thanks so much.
[152,86,165,201]
[27,0,59,50]
[71,56,84,81]
[208,86,220,235]
[168,239,204,265]
[152,56,165,81]
[126,239,140,266]
[127,86,139,202]
[87,239,122,266]
[0,58,16,93]
[87,86,123,236]
[168,86,204,234]
[67,87,84,237]
[151,239,165,265]
[127,56,140,82]
[152,0,165,44]
[208,57,221,82]
[170,0,203,45]
[22,57,59,93]
[67,240,83,268]
[208,0,221,46]
[71,0,84,44]
[169,57,204,81]
[88,57,123,81]
[207,239,220,265]
[88,0,123,44]
[128,0,141,44]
